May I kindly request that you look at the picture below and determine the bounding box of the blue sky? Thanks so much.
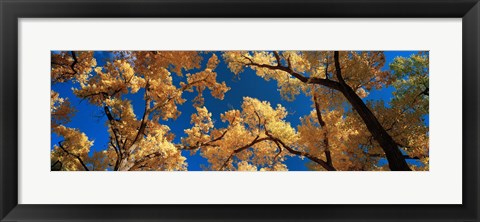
[52,51,425,170]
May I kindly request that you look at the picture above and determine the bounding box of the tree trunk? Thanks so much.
[117,158,133,171]
[339,83,411,171]
[331,51,410,171]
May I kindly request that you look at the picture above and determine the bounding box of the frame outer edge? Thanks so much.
[0,0,19,221]
[463,1,480,221]
[1,0,480,221]
[474,2,479,220]
[0,0,3,217]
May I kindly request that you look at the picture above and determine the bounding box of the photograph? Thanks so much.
[51,50,429,171]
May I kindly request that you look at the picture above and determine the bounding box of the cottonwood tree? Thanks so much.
[51,51,229,171]
[51,51,428,171]
[51,51,98,171]
[181,97,341,171]
[222,51,429,171]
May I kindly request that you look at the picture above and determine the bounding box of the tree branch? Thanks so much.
[313,93,333,168]
[179,128,231,151]
[104,106,123,159]
[272,139,283,161]
[51,51,80,83]
[219,136,271,170]
[273,137,336,171]
[128,81,152,156]
[51,160,62,170]
[243,52,343,91]
[130,151,164,170]
[57,141,89,171]
[273,51,282,66]
[110,140,121,171]
[333,51,346,85]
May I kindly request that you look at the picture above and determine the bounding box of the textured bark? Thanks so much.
[313,94,334,169]
[338,83,411,170]
[333,51,411,171]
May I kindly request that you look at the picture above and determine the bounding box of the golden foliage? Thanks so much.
[51,51,428,171]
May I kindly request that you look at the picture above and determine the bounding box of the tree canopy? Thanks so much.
[51,51,429,171]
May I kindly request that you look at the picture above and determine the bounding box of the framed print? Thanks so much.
[1,0,479,221]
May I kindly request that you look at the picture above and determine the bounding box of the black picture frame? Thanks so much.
[1,0,478,221]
